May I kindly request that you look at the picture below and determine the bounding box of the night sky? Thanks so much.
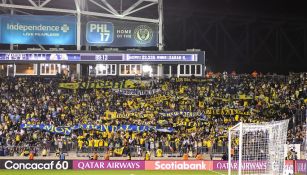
[163,0,307,73]
[0,0,306,73]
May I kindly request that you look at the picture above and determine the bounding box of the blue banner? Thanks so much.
[85,19,158,47]
[159,111,203,118]
[0,15,76,45]
[20,124,173,135]
[20,124,72,135]
[112,88,161,96]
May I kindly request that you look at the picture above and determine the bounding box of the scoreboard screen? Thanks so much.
[0,52,199,62]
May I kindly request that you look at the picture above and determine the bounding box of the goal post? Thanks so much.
[228,119,289,175]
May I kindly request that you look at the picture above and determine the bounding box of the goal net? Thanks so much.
[228,119,289,175]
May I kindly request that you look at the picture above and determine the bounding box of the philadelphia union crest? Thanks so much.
[134,25,153,44]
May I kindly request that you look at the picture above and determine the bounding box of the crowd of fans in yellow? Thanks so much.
[0,73,306,159]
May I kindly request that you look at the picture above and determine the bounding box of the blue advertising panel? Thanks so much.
[85,19,158,47]
[0,15,76,45]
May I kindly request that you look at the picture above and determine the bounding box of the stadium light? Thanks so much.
[104,48,119,51]
[186,49,201,51]
[27,48,42,51]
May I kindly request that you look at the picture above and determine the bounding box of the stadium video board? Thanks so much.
[85,19,158,47]
[0,15,157,47]
[0,53,198,62]
[0,15,76,45]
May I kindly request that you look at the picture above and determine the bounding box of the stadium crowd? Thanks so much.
[0,73,306,159]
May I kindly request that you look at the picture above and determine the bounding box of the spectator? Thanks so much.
[104,150,110,160]
[0,75,305,159]
[196,153,203,160]
[183,153,189,160]
[222,152,228,161]
[145,151,150,161]
[42,148,47,157]
[156,148,163,158]
[29,151,34,160]
[59,152,66,160]
[91,151,98,160]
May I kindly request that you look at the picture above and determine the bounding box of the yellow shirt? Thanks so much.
[107,132,112,139]
[218,139,223,147]
[156,149,163,157]
[78,140,83,149]
[140,138,145,145]
[145,153,150,160]
[235,115,239,121]
[104,140,108,147]
[132,133,136,140]
[207,140,212,148]
[89,139,94,147]
[16,135,21,142]
[94,139,99,147]
[99,140,104,147]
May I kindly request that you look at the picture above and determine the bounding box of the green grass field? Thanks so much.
[0,170,226,175]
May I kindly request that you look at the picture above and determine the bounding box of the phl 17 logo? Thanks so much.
[86,22,114,44]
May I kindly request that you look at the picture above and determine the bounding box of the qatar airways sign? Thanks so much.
[73,160,145,170]
[213,161,267,171]
[212,160,307,173]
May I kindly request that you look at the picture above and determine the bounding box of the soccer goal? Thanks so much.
[228,119,289,175]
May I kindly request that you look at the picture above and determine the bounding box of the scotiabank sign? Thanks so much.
[0,160,72,170]
[145,161,213,170]
[1,159,305,173]
[73,160,145,170]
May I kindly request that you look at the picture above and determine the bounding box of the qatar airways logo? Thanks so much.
[213,161,267,170]
[73,160,145,170]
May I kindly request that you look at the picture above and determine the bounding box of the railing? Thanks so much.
[0,142,212,158]
[75,144,211,158]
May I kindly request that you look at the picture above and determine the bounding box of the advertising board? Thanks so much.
[0,15,76,45]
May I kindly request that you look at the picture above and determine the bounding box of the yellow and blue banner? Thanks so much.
[20,124,174,135]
